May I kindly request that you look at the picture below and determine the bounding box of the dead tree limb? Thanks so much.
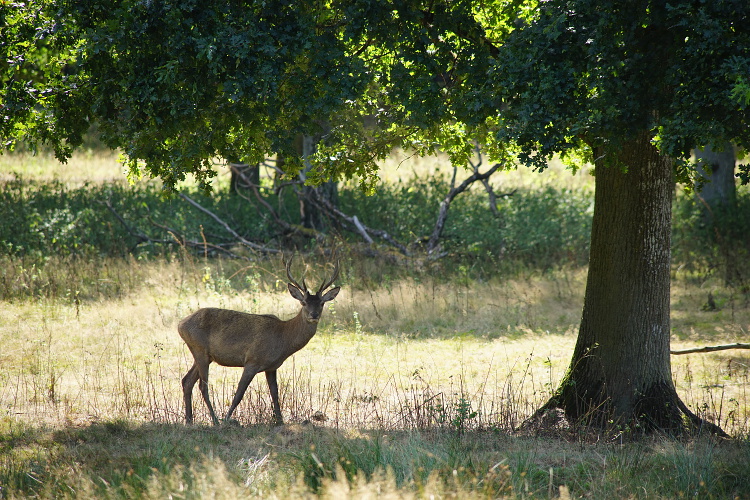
[307,191,410,255]
[470,155,509,218]
[179,193,281,254]
[426,159,510,254]
[147,219,248,260]
[233,163,408,254]
[100,199,180,252]
[102,199,249,259]
[671,342,750,355]
[230,164,323,241]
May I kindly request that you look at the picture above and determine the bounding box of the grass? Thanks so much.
[0,146,594,188]
[1,256,749,498]
[1,149,749,498]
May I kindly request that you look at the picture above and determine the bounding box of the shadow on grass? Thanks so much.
[2,417,750,498]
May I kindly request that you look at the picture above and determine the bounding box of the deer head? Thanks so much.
[286,255,340,323]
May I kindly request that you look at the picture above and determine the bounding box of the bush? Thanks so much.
[2,174,749,295]
[673,188,750,289]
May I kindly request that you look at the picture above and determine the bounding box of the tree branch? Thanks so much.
[147,219,247,260]
[426,160,507,254]
[101,198,248,259]
[671,342,750,355]
[100,199,174,251]
[230,163,323,241]
[179,193,281,254]
[306,190,410,255]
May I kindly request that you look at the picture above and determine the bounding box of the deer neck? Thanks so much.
[285,310,319,347]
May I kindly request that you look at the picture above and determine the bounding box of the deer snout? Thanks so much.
[305,309,322,323]
[306,312,321,323]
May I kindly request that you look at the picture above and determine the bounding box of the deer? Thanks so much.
[178,256,340,425]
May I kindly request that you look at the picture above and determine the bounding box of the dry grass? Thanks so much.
[1,260,749,498]
[1,259,747,436]
[0,149,125,185]
[0,261,572,429]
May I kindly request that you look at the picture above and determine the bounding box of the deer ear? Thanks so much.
[288,283,306,301]
[321,286,340,302]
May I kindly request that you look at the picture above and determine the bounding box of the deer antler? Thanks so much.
[285,255,307,293]
[317,259,340,295]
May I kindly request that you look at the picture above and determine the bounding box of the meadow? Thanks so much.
[1,149,749,498]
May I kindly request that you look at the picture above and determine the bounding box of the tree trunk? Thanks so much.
[298,134,338,231]
[694,143,740,286]
[542,132,724,435]
[695,143,736,208]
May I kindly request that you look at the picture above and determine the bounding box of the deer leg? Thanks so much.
[195,358,220,425]
[225,365,259,422]
[265,370,284,425]
[181,363,200,424]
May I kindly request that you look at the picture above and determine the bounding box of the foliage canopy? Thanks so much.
[2,0,749,188]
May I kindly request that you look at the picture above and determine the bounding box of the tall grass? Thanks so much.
[1,262,748,498]
[1,150,750,498]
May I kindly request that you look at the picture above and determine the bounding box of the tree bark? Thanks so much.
[543,132,723,435]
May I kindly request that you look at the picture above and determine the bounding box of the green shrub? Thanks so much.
[672,188,750,289]
[2,175,749,296]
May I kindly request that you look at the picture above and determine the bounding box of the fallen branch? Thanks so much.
[179,193,281,254]
[148,219,248,260]
[307,191,410,255]
[102,198,250,259]
[101,199,180,251]
[671,342,750,355]
[230,164,322,241]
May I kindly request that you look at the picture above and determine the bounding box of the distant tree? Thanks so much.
[695,143,737,209]
[3,0,750,434]
[694,143,745,287]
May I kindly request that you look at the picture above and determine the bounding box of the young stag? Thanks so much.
[178,257,340,425]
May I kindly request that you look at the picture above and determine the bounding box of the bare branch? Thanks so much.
[100,199,176,250]
[671,342,750,355]
[426,161,506,254]
[230,164,322,241]
[306,191,410,255]
[101,199,247,259]
[179,193,281,254]
[148,219,248,260]
[352,215,374,244]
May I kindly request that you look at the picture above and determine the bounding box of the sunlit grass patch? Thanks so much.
[0,149,124,185]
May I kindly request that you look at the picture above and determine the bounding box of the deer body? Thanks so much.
[180,309,318,369]
[179,257,339,425]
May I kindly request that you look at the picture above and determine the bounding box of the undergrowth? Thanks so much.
[1,173,749,302]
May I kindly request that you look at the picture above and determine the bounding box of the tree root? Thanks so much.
[521,386,730,440]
